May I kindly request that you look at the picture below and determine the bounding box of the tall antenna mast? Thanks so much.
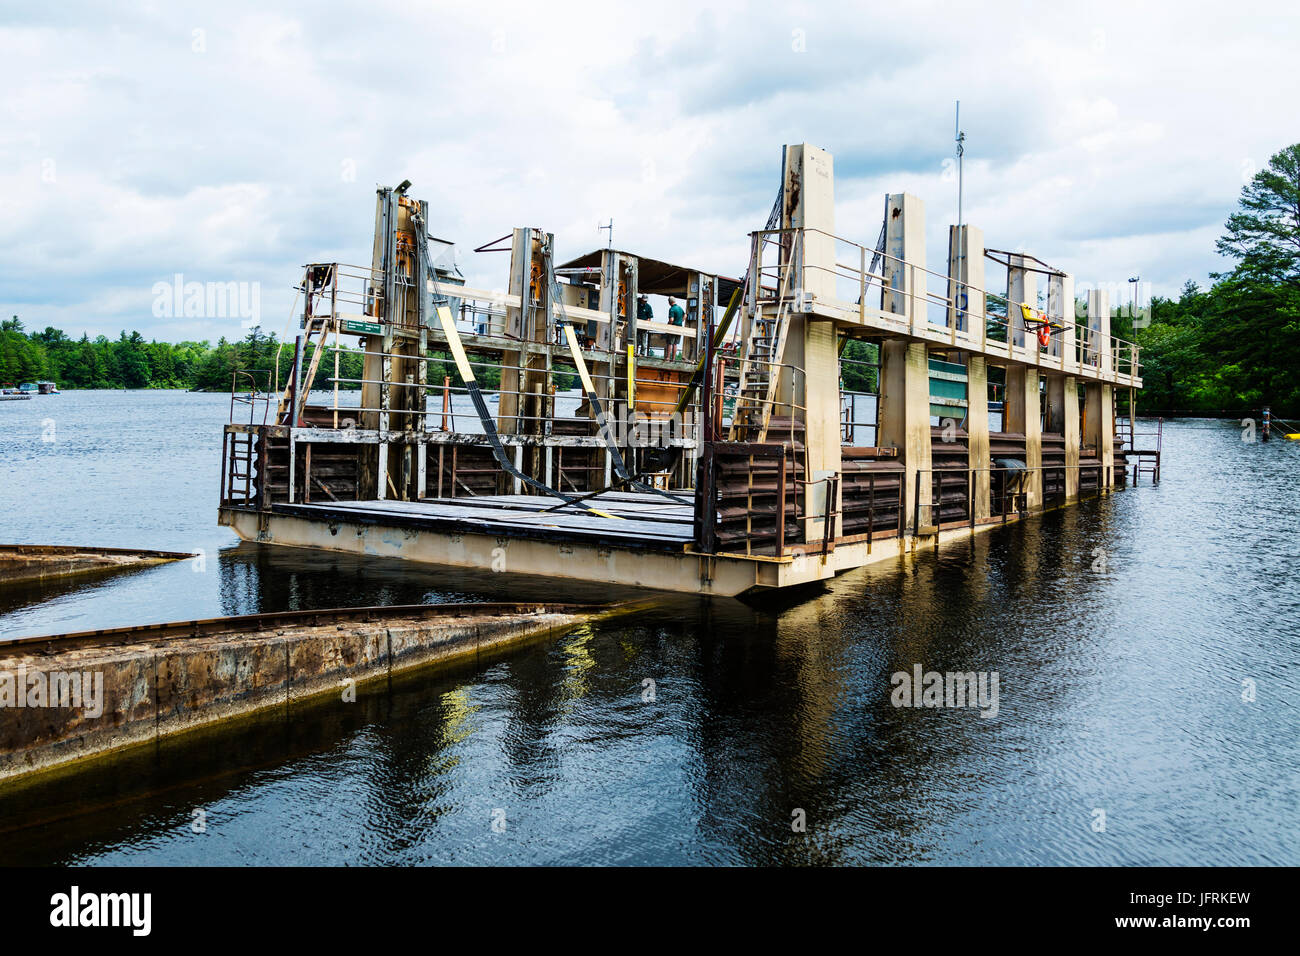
[955,100,965,230]
[599,218,614,248]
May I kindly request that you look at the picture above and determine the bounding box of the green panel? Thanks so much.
[928,357,967,377]
[931,403,966,420]
[930,377,967,401]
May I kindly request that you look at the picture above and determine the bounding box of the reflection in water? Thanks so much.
[214,544,651,617]
[0,566,166,622]
[1,398,1298,865]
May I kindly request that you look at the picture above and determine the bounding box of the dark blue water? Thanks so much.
[1,391,1297,865]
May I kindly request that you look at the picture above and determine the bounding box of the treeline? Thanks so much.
[1134,143,1300,417]
[1136,277,1299,416]
[1,316,579,396]
[0,322,367,392]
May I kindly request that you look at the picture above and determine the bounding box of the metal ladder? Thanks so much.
[277,266,337,425]
[728,230,802,443]
[225,432,256,504]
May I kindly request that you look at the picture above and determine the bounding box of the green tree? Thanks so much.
[1134,143,1300,417]
[1217,144,1300,281]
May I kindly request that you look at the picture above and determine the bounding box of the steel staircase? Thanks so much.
[728,231,802,443]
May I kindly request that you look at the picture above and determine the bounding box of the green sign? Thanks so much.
[343,319,383,335]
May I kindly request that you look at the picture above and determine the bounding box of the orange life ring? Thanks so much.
[1037,323,1051,348]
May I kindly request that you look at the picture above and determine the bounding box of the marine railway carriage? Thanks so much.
[217,143,1144,596]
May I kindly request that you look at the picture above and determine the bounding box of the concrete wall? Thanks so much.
[0,608,591,783]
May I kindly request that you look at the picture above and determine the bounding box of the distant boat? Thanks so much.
[37,381,59,395]
[18,383,37,394]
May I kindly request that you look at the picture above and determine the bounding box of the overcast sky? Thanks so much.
[2,0,1296,343]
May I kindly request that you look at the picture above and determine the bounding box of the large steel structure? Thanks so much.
[219,144,1144,595]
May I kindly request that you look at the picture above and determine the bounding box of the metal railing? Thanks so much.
[747,226,1142,383]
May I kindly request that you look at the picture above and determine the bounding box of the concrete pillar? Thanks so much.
[1086,288,1111,372]
[879,191,931,531]
[1046,374,1080,499]
[1084,383,1115,488]
[879,341,932,532]
[1005,366,1042,510]
[947,225,985,344]
[1047,273,1074,365]
[780,144,841,539]
[1007,256,1038,351]
[950,224,989,519]
[966,354,991,520]
[884,193,926,328]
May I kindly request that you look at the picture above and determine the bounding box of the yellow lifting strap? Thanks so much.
[437,305,474,379]
[564,322,600,397]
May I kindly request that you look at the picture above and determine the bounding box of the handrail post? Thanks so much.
[969,467,975,529]
[913,468,922,536]
[859,245,866,324]
[774,444,787,558]
[908,263,917,334]
[897,478,904,536]
[867,472,875,548]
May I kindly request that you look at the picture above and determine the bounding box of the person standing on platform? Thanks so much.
[666,297,686,361]
[636,294,654,355]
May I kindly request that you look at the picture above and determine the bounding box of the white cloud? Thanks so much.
[1,0,1296,341]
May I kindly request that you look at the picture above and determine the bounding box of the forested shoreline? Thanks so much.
[0,324,366,392]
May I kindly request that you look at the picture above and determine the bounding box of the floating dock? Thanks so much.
[0,602,605,782]
[218,144,1144,595]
